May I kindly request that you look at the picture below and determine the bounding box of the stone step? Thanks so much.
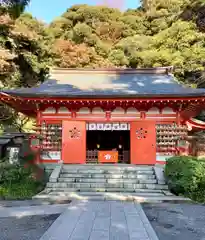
[138,179,157,184]
[62,166,153,171]
[58,178,109,183]
[33,192,191,203]
[57,178,157,184]
[46,188,137,193]
[60,174,155,180]
[62,169,154,173]
[48,191,164,197]
[106,179,157,184]
[46,182,168,190]
[60,171,155,177]
[45,187,164,193]
[59,173,155,179]
[123,183,168,190]
[46,188,164,193]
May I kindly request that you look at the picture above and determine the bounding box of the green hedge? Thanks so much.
[165,156,205,202]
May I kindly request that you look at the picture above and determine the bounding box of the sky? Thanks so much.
[26,0,141,23]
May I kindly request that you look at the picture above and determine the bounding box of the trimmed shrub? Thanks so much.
[165,156,205,202]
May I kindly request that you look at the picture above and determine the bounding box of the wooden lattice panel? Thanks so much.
[41,122,62,150]
[156,124,188,155]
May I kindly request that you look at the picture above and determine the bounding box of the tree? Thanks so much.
[47,2,205,83]
[72,22,92,43]
[0,0,30,18]
[141,0,156,12]
[0,13,52,88]
[53,39,113,68]
[0,0,52,131]
[108,49,128,66]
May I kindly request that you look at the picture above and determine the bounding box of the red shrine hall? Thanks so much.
[1,67,205,165]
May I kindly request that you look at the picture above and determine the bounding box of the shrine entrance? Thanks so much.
[86,123,130,164]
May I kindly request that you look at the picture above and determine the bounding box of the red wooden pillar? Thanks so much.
[62,121,86,164]
[130,121,156,165]
[176,111,181,125]
[32,110,41,164]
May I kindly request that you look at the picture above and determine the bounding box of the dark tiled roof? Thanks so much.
[2,68,205,98]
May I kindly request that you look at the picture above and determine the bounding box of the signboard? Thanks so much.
[87,123,130,131]
[98,151,118,163]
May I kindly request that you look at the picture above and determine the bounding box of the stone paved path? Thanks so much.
[40,201,159,240]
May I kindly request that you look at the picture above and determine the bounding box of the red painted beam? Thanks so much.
[186,118,205,130]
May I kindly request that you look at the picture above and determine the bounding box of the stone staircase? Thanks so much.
[47,165,167,192]
[34,165,191,202]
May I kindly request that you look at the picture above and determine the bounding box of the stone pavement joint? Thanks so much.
[40,201,159,240]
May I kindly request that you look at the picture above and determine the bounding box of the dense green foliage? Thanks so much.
[165,156,205,202]
[0,152,47,199]
[0,0,52,130]
[0,181,42,199]
[0,0,30,19]
[0,12,52,88]
[0,164,44,200]
[49,0,205,85]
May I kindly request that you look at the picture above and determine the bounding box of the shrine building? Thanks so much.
[1,66,205,165]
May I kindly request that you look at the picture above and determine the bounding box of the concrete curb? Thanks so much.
[136,204,159,240]
[154,165,166,185]
[0,199,70,208]
[49,164,62,183]
[0,204,69,218]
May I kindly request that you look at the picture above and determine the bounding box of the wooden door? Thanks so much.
[62,121,86,164]
[130,121,156,165]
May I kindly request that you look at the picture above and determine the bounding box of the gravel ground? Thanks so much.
[0,214,60,240]
[143,203,205,240]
